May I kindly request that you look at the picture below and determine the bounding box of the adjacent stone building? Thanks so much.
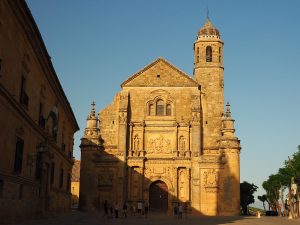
[0,0,79,222]
[80,19,241,215]
[71,160,80,208]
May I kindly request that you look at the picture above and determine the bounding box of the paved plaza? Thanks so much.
[9,211,300,225]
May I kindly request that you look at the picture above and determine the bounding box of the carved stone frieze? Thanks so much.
[147,135,172,154]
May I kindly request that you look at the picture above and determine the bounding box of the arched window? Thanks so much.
[166,104,171,116]
[149,104,154,116]
[156,100,164,116]
[206,46,212,62]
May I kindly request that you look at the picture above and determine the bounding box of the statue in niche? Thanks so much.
[192,112,200,123]
[133,134,140,150]
[179,136,185,151]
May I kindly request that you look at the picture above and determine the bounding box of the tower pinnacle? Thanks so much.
[225,102,231,118]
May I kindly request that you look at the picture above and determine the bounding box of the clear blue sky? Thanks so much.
[27,0,300,204]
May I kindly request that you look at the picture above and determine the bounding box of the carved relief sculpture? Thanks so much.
[147,135,172,154]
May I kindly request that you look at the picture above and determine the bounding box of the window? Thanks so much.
[0,180,3,198]
[38,103,45,128]
[19,76,29,107]
[60,168,64,188]
[14,138,24,173]
[156,100,164,116]
[35,152,42,180]
[50,162,55,185]
[206,46,212,62]
[219,47,221,63]
[149,104,154,116]
[66,173,71,191]
[196,47,199,63]
[166,104,172,116]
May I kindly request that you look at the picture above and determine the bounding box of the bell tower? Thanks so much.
[194,18,224,148]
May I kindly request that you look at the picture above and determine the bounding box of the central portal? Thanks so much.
[149,180,168,212]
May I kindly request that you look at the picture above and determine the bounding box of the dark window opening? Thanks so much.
[50,162,55,185]
[14,138,24,173]
[38,103,45,128]
[0,180,3,198]
[166,104,172,116]
[157,74,160,78]
[19,76,29,107]
[35,152,42,180]
[219,47,221,63]
[60,168,64,188]
[156,100,164,116]
[206,46,212,62]
[66,173,71,191]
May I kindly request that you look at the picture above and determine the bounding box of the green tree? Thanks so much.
[257,194,268,211]
[261,145,300,217]
[240,181,258,215]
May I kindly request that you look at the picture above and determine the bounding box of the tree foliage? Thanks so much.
[262,145,300,214]
[240,181,258,215]
[257,194,267,211]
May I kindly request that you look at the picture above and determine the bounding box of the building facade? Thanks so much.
[80,19,241,216]
[71,160,80,208]
[0,0,79,222]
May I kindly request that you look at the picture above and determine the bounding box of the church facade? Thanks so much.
[80,19,241,216]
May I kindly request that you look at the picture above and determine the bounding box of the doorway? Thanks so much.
[149,180,168,212]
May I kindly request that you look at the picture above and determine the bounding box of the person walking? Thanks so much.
[114,202,119,218]
[178,204,183,219]
[123,202,128,218]
[144,202,149,218]
[103,200,109,218]
[109,205,114,219]
[137,201,142,216]
[132,203,137,216]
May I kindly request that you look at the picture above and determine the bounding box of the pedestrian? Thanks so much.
[103,200,108,218]
[178,204,183,219]
[184,203,188,218]
[114,203,119,218]
[110,205,114,219]
[174,204,178,216]
[144,202,149,218]
[132,204,137,216]
[137,201,142,215]
[123,202,127,218]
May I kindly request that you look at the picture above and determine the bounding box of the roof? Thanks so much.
[198,19,220,37]
[121,58,199,88]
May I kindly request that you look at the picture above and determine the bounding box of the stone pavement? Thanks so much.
[9,211,300,225]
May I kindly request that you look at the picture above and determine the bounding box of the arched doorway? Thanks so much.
[149,180,168,212]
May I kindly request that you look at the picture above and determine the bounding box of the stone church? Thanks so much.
[80,19,241,216]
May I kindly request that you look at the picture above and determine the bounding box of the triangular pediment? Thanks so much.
[121,58,198,87]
